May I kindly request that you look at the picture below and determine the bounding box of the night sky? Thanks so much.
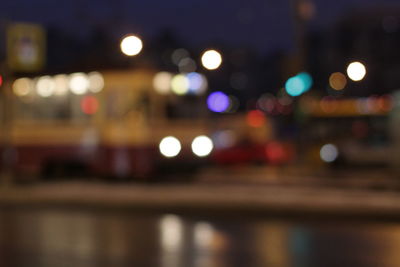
[1,0,400,55]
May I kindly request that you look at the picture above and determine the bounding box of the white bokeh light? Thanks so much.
[36,76,56,97]
[120,35,143,56]
[153,72,172,95]
[320,144,339,163]
[13,77,33,97]
[191,135,214,157]
[346,61,366,82]
[159,136,182,158]
[201,50,222,70]
[69,73,89,95]
[53,74,69,96]
[88,72,104,93]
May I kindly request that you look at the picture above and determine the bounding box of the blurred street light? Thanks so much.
[186,72,208,95]
[159,136,181,158]
[87,72,105,93]
[13,77,33,97]
[36,75,55,97]
[285,72,313,97]
[171,74,189,95]
[201,50,222,70]
[120,35,143,56]
[53,74,69,95]
[207,91,230,112]
[153,72,172,95]
[191,136,213,157]
[69,72,89,95]
[329,72,347,90]
[346,61,366,82]
[320,143,339,163]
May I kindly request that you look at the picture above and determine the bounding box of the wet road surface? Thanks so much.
[1,207,400,267]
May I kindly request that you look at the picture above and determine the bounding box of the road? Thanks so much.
[1,206,400,267]
[0,166,400,266]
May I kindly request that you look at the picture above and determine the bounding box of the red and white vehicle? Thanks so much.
[3,68,294,182]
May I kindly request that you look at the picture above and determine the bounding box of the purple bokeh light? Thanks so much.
[207,91,230,112]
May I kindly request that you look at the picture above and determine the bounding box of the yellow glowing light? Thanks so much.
[69,72,89,95]
[53,74,69,96]
[159,136,181,158]
[88,72,104,93]
[201,49,222,70]
[153,72,172,95]
[13,77,33,96]
[36,76,56,97]
[329,72,347,90]
[171,74,189,95]
[120,35,143,56]
[346,61,366,81]
[191,135,214,157]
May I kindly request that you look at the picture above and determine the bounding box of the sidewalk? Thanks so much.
[1,179,400,219]
[196,165,400,189]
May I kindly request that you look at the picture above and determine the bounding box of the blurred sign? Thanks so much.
[7,23,46,72]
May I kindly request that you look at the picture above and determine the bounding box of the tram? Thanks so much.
[4,69,201,180]
[4,68,286,181]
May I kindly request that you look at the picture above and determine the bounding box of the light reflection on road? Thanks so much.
[0,208,399,266]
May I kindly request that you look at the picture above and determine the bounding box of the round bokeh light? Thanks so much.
[191,135,214,157]
[36,76,55,97]
[69,72,89,95]
[159,136,182,158]
[153,72,172,95]
[120,35,143,56]
[13,77,33,97]
[171,74,189,95]
[207,91,230,113]
[320,144,339,163]
[285,72,313,97]
[186,72,208,95]
[347,61,366,82]
[201,50,222,70]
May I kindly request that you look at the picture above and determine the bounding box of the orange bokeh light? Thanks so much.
[246,110,266,128]
[329,72,347,90]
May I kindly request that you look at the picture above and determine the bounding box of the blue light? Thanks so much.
[186,72,207,95]
[285,72,313,97]
[207,91,230,112]
[297,72,313,92]
[285,76,304,97]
